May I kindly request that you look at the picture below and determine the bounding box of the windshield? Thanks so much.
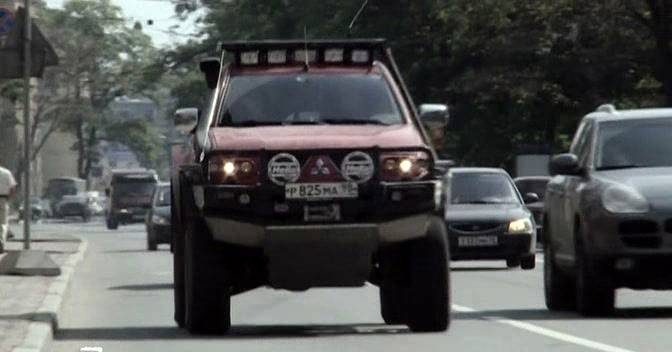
[219,73,403,126]
[450,173,520,205]
[596,117,672,169]
[154,186,171,207]
[113,182,156,197]
[514,179,549,201]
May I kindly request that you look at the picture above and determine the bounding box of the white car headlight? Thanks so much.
[508,218,534,234]
[601,185,649,214]
[152,214,170,225]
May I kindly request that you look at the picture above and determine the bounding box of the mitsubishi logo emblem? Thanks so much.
[310,158,331,176]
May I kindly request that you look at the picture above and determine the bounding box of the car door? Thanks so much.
[555,120,594,265]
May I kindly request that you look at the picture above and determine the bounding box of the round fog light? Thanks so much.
[238,193,251,205]
[391,191,403,202]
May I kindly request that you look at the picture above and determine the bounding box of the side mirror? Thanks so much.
[105,188,110,197]
[523,192,540,204]
[549,153,582,176]
[434,159,456,175]
[199,57,221,90]
[419,104,450,149]
[175,108,199,134]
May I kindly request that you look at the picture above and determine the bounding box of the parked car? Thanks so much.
[170,39,451,334]
[145,183,171,251]
[444,168,537,269]
[514,176,551,241]
[56,194,93,222]
[544,105,672,316]
[19,197,47,222]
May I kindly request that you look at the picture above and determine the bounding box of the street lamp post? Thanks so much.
[22,0,31,250]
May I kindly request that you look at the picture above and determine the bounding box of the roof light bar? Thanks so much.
[324,48,344,63]
[221,39,386,67]
[240,51,259,65]
[267,50,287,64]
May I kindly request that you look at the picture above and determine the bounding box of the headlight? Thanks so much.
[601,185,649,214]
[380,151,431,181]
[152,214,170,225]
[208,155,260,185]
[508,218,534,234]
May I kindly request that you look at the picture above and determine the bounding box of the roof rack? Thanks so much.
[596,104,617,114]
[218,39,387,66]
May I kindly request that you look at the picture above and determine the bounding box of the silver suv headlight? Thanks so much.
[601,185,649,214]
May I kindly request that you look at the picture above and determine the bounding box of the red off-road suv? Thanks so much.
[171,39,451,334]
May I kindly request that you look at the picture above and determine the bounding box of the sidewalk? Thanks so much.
[0,223,87,352]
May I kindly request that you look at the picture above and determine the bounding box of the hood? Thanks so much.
[208,124,426,151]
[597,167,672,204]
[445,203,530,223]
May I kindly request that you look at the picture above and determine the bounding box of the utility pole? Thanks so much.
[22,0,31,250]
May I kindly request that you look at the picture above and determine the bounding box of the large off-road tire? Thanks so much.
[406,217,450,332]
[173,185,185,327]
[544,222,576,311]
[172,221,185,327]
[379,245,407,325]
[380,281,407,325]
[184,217,231,334]
[575,226,614,316]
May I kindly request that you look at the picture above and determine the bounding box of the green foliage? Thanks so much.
[104,119,162,168]
[165,0,670,167]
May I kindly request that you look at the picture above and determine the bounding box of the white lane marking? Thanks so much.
[452,304,637,352]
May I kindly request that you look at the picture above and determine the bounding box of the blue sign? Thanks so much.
[0,8,16,35]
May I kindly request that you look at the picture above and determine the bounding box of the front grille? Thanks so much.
[449,222,505,233]
[622,236,661,249]
[619,220,658,235]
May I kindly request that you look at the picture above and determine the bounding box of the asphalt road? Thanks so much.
[49,220,672,352]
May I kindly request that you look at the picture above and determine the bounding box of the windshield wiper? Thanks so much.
[322,119,390,126]
[596,164,646,171]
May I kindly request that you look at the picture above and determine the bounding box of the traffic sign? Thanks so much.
[0,8,16,35]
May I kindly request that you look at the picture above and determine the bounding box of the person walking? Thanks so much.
[0,166,17,254]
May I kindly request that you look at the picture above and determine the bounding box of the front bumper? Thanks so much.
[193,181,438,290]
[113,208,149,223]
[450,233,534,260]
[584,207,672,257]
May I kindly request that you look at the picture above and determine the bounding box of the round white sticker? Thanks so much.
[341,151,374,183]
[268,153,301,185]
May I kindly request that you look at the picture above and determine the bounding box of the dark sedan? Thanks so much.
[444,168,537,269]
[145,183,171,251]
[544,106,672,316]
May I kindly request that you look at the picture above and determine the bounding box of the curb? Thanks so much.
[11,239,89,352]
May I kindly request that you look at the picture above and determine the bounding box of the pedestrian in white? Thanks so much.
[0,166,17,253]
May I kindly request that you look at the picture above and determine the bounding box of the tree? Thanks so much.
[165,0,668,167]
[38,0,157,180]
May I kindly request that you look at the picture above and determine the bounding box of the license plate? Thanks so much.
[458,236,498,247]
[286,182,358,200]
